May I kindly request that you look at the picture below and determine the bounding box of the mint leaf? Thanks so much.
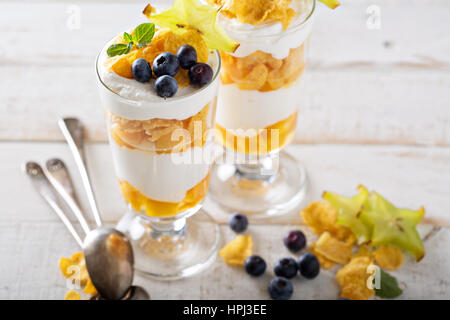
[132,23,155,47]
[107,43,131,57]
[123,32,133,43]
[375,269,403,299]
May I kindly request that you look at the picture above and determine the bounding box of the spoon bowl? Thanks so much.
[83,227,134,300]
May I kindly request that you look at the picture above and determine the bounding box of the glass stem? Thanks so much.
[148,218,187,238]
[235,152,279,181]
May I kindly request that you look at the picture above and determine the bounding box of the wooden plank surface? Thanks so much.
[1,220,448,300]
[1,1,449,145]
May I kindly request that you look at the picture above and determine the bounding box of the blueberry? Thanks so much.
[177,45,197,70]
[152,52,180,77]
[297,252,320,279]
[283,230,306,252]
[154,75,178,98]
[188,63,213,86]
[268,277,293,300]
[228,213,248,233]
[274,258,298,279]
[339,297,350,300]
[131,58,152,83]
[244,255,266,277]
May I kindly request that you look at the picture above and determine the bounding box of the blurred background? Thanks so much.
[1,0,449,145]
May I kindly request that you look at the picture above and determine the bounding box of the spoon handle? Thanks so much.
[45,158,91,235]
[24,162,83,247]
[58,118,103,227]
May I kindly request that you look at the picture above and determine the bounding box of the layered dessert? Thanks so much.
[209,0,315,154]
[97,24,223,217]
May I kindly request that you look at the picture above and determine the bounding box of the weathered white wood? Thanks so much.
[1,1,449,66]
[3,142,450,224]
[0,1,449,145]
[0,221,448,299]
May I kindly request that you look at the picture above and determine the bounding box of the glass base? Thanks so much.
[207,151,308,218]
[116,208,220,280]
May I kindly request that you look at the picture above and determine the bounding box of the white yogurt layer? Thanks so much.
[216,77,304,132]
[110,137,210,203]
[97,37,220,121]
[219,0,314,59]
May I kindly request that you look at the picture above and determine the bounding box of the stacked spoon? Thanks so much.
[24,118,149,300]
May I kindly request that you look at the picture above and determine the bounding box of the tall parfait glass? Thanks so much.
[96,42,221,279]
[208,0,315,217]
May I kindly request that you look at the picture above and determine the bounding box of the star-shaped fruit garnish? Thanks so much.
[143,0,239,53]
[323,185,371,244]
[318,0,340,9]
[360,192,425,261]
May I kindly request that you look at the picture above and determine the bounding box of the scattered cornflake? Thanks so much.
[219,234,253,266]
[310,242,335,270]
[59,251,98,299]
[352,245,372,259]
[300,201,355,243]
[64,290,81,300]
[336,256,375,300]
[372,245,403,271]
[83,279,98,296]
[314,232,352,265]
[59,251,90,286]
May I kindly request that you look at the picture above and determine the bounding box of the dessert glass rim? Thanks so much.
[95,43,221,107]
[218,0,315,38]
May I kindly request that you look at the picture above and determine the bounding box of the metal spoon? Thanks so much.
[58,118,102,227]
[91,286,150,300]
[57,118,138,300]
[25,161,135,300]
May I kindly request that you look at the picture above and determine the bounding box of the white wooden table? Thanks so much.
[0,0,449,299]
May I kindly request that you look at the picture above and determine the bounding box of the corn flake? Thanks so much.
[211,0,296,29]
[314,232,352,265]
[301,201,355,243]
[310,242,335,270]
[219,235,253,266]
[352,245,372,259]
[372,245,403,271]
[83,279,98,295]
[59,251,90,286]
[336,256,375,300]
[64,290,81,300]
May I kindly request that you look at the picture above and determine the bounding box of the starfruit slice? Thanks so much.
[360,192,425,261]
[318,0,340,9]
[143,0,239,52]
[323,185,371,244]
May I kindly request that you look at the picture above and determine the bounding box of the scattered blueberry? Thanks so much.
[177,45,197,70]
[283,230,306,252]
[228,213,248,233]
[152,52,180,77]
[244,255,267,277]
[154,75,178,98]
[189,63,213,86]
[297,252,320,279]
[274,258,298,279]
[131,58,152,83]
[268,277,293,300]
[339,297,350,300]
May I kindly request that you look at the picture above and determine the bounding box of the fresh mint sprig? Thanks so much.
[107,23,155,57]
